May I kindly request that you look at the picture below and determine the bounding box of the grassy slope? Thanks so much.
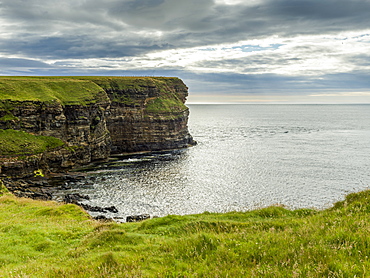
[79,76,188,113]
[0,129,64,156]
[76,76,185,92]
[0,186,369,277]
[0,76,187,113]
[0,77,108,105]
[143,77,188,113]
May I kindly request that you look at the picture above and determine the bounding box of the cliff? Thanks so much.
[0,77,195,178]
[84,77,194,153]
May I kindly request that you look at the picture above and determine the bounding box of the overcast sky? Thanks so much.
[1,0,370,103]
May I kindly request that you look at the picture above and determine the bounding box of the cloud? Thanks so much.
[2,0,370,58]
[0,58,52,68]
[108,0,217,32]
[182,71,370,96]
[0,0,369,102]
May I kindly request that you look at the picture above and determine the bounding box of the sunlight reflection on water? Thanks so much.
[56,104,370,220]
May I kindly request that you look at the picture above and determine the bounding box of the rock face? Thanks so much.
[0,78,111,175]
[98,77,195,153]
[0,77,195,178]
[0,100,111,165]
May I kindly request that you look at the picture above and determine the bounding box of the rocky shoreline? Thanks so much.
[0,77,196,222]
[1,172,155,222]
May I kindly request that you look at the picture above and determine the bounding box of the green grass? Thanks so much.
[0,129,64,156]
[0,76,188,112]
[0,188,369,277]
[145,94,187,114]
[0,114,18,122]
[77,76,160,92]
[0,77,109,105]
[76,76,186,93]
[79,76,188,112]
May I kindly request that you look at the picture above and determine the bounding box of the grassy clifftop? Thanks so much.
[0,77,109,105]
[0,187,369,277]
[0,76,188,112]
[76,76,187,93]
[79,76,188,113]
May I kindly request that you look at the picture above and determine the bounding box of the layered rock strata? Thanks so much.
[0,78,111,176]
[0,77,195,179]
[94,77,195,153]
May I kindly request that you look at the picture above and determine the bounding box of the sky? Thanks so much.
[1,0,370,103]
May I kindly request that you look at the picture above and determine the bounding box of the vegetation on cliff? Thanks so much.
[0,76,187,109]
[78,76,186,93]
[0,76,188,119]
[145,94,187,114]
[0,77,109,105]
[79,76,188,112]
[0,76,193,172]
[143,78,188,113]
[0,129,64,156]
[0,188,369,277]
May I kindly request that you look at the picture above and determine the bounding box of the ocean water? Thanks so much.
[58,104,370,220]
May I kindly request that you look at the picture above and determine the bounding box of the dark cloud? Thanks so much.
[1,0,369,59]
[108,0,216,31]
[0,35,173,59]
[268,0,370,21]
[0,0,369,101]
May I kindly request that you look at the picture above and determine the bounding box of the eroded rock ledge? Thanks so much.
[0,76,196,179]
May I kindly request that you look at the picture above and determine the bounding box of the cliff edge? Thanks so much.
[0,76,195,178]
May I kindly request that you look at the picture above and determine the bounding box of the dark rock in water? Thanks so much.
[105,206,119,213]
[93,215,113,222]
[78,203,106,213]
[126,214,150,222]
[63,193,90,204]
[75,202,118,214]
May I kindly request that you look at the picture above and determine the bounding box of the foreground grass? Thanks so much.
[0,185,369,277]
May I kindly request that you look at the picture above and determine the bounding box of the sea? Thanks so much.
[55,104,370,220]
